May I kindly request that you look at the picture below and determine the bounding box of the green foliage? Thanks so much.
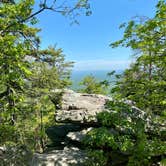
[84,150,108,166]
[83,1,166,165]
[0,125,18,143]
[83,101,166,166]
[160,158,166,166]
[78,75,109,94]
[16,45,74,152]
[0,0,39,146]
[0,143,33,166]
[110,0,166,115]
[0,0,91,154]
[30,46,73,90]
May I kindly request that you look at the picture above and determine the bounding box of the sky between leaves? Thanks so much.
[34,0,159,71]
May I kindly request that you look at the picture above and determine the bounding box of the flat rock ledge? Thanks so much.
[31,147,87,166]
[55,89,112,123]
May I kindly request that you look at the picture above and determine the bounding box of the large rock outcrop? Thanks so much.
[46,89,111,146]
[32,89,111,166]
[32,89,165,166]
[55,89,111,123]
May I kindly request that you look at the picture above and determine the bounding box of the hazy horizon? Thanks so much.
[70,69,123,90]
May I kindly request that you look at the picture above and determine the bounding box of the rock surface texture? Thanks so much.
[55,89,111,123]
[1,90,165,165]
[31,147,87,166]
[32,90,165,166]
[32,89,111,166]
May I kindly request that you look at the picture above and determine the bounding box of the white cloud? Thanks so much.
[73,59,131,71]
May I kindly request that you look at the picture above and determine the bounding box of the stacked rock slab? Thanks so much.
[32,89,111,166]
[47,89,111,144]
[55,89,111,123]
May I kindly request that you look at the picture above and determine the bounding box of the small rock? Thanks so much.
[67,128,93,142]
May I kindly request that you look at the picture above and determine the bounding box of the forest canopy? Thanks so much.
[0,0,91,152]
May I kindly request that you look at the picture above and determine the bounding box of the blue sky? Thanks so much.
[35,0,158,71]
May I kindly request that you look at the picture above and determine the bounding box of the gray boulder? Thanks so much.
[55,89,111,123]
[67,127,93,142]
[46,90,111,146]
